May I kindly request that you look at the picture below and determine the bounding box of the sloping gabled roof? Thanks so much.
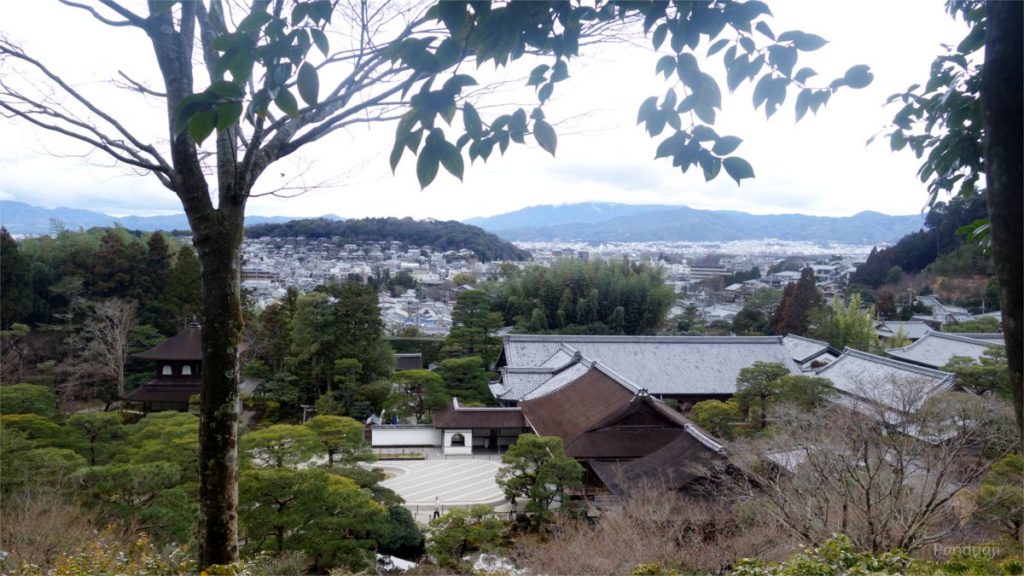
[886,331,1004,369]
[875,320,932,341]
[432,399,527,429]
[782,334,833,364]
[519,366,637,443]
[135,326,203,361]
[816,348,953,414]
[589,430,726,496]
[496,335,799,400]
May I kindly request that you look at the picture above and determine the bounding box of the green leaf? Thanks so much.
[652,23,668,50]
[697,73,722,110]
[389,139,405,173]
[656,55,675,79]
[754,21,775,40]
[188,109,217,144]
[842,64,874,89]
[443,74,478,94]
[238,11,273,33]
[700,154,722,181]
[216,102,243,130]
[462,103,482,137]
[551,60,569,82]
[752,73,772,110]
[438,141,464,181]
[793,67,817,84]
[533,119,557,156]
[707,38,729,56]
[795,89,811,122]
[693,102,715,125]
[692,125,718,142]
[172,93,216,135]
[438,1,467,35]
[723,156,755,185]
[767,45,797,77]
[416,142,440,188]
[538,82,554,103]
[637,96,658,125]
[675,53,701,87]
[274,89,299,116]
[527,64,549,87]
[712,135,742,155]
[655,132,685,159]
[212,33,242,52]
[207,80,244,100]
[778,30,828,51]
[311,29,330,56]
[889,129,907,152]
[297,63,319,106]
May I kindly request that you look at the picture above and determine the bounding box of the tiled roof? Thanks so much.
[782,334,832,364]
[952,332,1004,344]
[590,430,725,496]
[886,331,1004,369]
[123,379,202,403]
[519,367,637,443]
[497,335,799,399]
[875,321,932,341]
[432,400,527,429]
[136,326,203,361]
[816,348,952,414]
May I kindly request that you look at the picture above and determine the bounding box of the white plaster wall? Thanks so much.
[443,429,473,455]
[371,426,443,447]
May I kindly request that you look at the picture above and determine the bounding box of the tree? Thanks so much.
[497,434,584,530]
[60,298,138,403]
[731,308,768,335]
[305,415,372,467]
[165,245,202,331]
[67,412,125,466]
[437,356,490,405]
[386,369,448,423]
[0,228,32,329]
[811,293,880,353]
[943,346,1011,400]
[769,268,821,336]
[689,399,740,440]
[776,374,835,411]
[445,289,503,366]
[0,383,56,417]
[735,361,791,431]
[944,315,1000,333]
[240,424,320,469]
[875,288,897,320]
[974,454,1023,541]
[732,392,1016,554]
[0,0,874,564]
[427,504,505,570]
[883,1,1021,442]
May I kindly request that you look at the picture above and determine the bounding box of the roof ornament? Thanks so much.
[631,388,650,402]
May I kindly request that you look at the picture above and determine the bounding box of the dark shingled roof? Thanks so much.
[590,431,726,496]
[123,379,202,403]
[519,366,636,443]
[136,326,203,361]
[432,400,527,429]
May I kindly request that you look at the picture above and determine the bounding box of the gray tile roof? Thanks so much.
[782,334,832,364]
[875,321,932,341]
[886,331,1004,369]
[521,362,593,400]
[497,335,800,400]
[816,348,953,414]
[951,332,1005,345]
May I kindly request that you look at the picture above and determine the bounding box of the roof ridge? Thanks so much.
[822,347,953,381]
[505,334,785,344]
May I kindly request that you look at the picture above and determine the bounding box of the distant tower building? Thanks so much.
[124,324,203,412]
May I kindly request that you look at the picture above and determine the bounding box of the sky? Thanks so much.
[0,1,969,222]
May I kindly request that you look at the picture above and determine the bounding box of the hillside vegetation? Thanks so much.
[245,217,528,262]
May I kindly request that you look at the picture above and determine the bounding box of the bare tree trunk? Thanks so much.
[194,209,245,567]
[982,0,1023,446]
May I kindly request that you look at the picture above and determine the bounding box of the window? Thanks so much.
[182,365,193,376]
[162,365,173,376]
[450,433,465,447]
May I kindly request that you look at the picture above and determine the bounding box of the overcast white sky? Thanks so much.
[0,1,968,221]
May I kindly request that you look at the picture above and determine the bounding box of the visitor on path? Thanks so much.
[433,496,441,519]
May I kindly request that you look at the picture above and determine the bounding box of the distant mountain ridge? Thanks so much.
[0,201,340,235]
[463,203,926,244]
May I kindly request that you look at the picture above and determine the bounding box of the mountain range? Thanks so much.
[465,203,926,244]
[0,201,340,236]
[1,200,925,245]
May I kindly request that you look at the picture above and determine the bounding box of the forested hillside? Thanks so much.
[245,218,528,262]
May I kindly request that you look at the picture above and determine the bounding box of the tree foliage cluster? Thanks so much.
[0,385,420,572]
[245,282,395,419]
[850,194,990,289]
[768,268,821,336]
[0,227,201,335]
[245,217,529,262]
[491,259,676,335]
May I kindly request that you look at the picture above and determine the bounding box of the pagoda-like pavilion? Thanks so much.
[124,325,203,412]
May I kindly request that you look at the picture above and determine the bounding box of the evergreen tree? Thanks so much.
[769,268,821,336]
[0,228,31,329]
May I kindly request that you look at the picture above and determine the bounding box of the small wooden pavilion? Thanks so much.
[124,325,203,412]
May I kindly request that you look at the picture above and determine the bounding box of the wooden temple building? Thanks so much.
[123,325,203,411]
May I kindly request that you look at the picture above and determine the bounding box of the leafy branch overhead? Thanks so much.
[175,0,872,189]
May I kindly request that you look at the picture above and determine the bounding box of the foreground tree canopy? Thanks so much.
[3,0,1018,568]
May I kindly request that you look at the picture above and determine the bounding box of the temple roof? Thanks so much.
[136,326,203,361]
